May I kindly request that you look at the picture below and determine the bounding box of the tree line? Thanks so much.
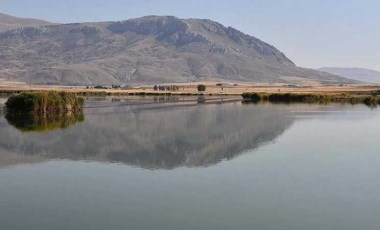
[154,84,207,92]
[154,85,180,91]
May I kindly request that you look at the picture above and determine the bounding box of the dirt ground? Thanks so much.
[1,79,379,96]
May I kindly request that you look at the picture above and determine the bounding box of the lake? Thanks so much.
[1,96,380,230]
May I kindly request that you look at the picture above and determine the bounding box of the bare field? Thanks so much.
[1,80,379,96]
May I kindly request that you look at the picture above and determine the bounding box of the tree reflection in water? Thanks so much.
[5,112,84,132]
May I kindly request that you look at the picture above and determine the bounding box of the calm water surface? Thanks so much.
[0,97,380,230]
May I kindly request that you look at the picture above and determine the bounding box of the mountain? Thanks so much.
[0,12,52,32]
[318,67,380,84]
[0,14,354,85]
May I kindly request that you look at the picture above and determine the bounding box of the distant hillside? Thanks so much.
[0,12,52,32]
[0,14,354,85]
[319,67,380,83]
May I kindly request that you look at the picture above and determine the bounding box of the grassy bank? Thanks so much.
[242,92,380,106]
[5,92,84,114]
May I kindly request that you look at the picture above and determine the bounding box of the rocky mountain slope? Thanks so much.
[0,14,354,85]
[319,67,380,83]
[0,12,51,32]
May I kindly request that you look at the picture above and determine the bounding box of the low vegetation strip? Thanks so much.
[5,92,84,114]
[242,92,380,106]
[0,89,213,97]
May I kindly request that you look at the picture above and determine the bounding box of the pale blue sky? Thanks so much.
[1,0,379,70]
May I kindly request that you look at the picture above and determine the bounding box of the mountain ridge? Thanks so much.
[0,12,52,32]
[0,13,355,85]
[318,67,380,83]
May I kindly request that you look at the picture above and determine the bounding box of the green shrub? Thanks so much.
[267,93,331,103]
[370,90,380,96]
[242,91,380,106]
[5,92,84,114]
[94,85,108,89]
[363,96,378,106]
[242,92,262,102]
[197,84,206,92]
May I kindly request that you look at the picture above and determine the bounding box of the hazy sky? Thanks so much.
[1,0,379,70]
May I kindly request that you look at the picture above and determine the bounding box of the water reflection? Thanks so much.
[5,112,84,132]
[0,100,295,169]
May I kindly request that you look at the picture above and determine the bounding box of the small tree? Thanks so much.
[153,85,158,91]
[197,84,206,92]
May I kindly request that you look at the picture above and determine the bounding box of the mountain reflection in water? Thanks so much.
[0,99,294,169]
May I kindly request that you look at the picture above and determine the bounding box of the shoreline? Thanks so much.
[1,83,380,108]
[1,83,380,97]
